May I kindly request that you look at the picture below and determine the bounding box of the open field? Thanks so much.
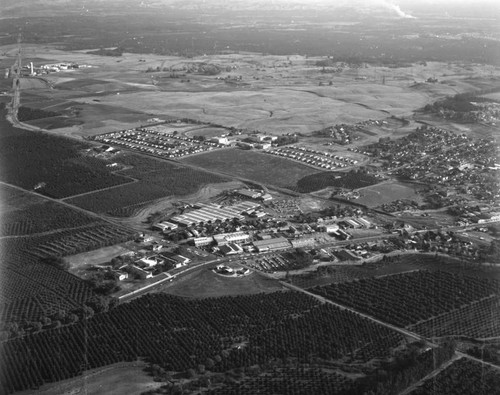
[296,171,380,193]
[3,42,497,140]
[181,148,317,189]
[157,265,286,298]
[16,361,163,395]
[356,181,422,207]
[114,180,244,230]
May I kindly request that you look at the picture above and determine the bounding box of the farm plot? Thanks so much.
[0,199,98,237]
[0,186,136,325]
[66,154,228,215]
[181,148,317,189]
[0,183,131,239]
[0,263,100,324]
[310,270,500,328]
[409,296,500,339]
[410,358,500,395]
[0,113,132,198]
[296,171,380,193]
[0,226,134,324]
[0,291,405,394]
[23,224,136,259]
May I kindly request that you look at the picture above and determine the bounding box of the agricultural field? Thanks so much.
[287,254,454,289]
[0,185,137,325]
[0,184,136,253]
[410,358,500,395]
[0,262,100,324]
[296,171,380,193]
[181,148,317,190]
[409,296,500,339]
[310,270,500,328]
[66,154,228,215]
[0,221,135,325]
[0,291,407,394]
[0,186,99,237]
[0,109,133,198]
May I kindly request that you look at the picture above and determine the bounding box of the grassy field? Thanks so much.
[181,148,317,189]
[16,361,162,395]
[356,181,421,207]
[296,171,380,193]
[157,265,286,298]
[4,44,496,142]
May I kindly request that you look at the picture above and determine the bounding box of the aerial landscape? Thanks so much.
[0,0,499,394]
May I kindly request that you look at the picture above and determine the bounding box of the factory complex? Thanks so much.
[171,201,261,227]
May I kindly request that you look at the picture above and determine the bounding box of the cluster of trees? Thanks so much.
[276,135,299,146]
[40,256,70,271]
[411,358,500,395]
[282,248,314,269]
[17,106,60,122]
[424,92,500,123]
[86,47,123,56]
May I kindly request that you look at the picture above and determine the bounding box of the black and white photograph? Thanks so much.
[0,0,499,394]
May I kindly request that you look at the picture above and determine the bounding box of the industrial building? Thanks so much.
[153,221,178,232]
[193,236,214,247]
[320,223,340,233]
[160,253,191,268]
[171,202,260,227]
[252,237,291,252]
[213,232,250,246]
[236,189,262,199]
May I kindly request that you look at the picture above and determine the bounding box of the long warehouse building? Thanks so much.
[171,202,260,226]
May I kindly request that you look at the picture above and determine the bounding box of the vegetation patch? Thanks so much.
[66,154,227,215]
[311,270,500,328]
[409,296,500,339]
[181,149,317,189]
[0,110,133,198]
[411,358,500,395]
[297,171,380,193]
[17,106,61,122]
[0,292,405,394]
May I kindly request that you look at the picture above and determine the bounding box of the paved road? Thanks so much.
[118,257,222,302]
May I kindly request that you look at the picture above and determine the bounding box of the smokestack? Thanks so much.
[30,62,34,75]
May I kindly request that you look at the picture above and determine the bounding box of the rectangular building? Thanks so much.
[213,232,250,246]
[253,237,291,253]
